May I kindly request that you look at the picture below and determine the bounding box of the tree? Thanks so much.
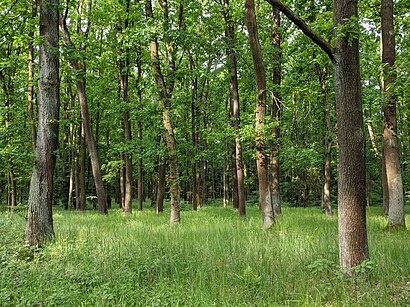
[60,1,108,214]
[270,7,281,216]
[245,0,275,228]
[25,0,60,246]
[266,0,368,270]
[117,0,133,214]
[381,0,405,227]
[145,0,180,223]
[223,0,246,216]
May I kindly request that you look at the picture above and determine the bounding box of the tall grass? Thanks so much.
[0,203,409,306]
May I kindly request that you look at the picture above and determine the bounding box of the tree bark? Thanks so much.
[381,0,405,227]
[245,0,275,228]
[333,0,369,270]
[25,0,59,246]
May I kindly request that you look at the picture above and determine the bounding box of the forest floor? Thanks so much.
[0,201,409,306]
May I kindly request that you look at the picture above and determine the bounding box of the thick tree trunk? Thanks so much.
[270,7,281,216]
[333,0,368,270]
[25,0,59,246]
[381,0,405,227]
[245,0,275,228]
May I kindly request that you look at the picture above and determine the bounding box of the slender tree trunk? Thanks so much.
[25,0,59,246]
[223,146,229,208]
[28,0,38,151]
[136,46,144,211]
[157,154,166,214]
[245,0,275,228]
[201,79,210,205]
[316,65,333,217]
[381,0,405,227]
[118,0,133,214]
[231,147,239,209]
[79,123,86,210]
[60,14,108,214]
[188,53,200,211]
[270,7,281,216]
[145,0,180,223]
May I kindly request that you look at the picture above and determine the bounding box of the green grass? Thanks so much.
[0,203,409,306]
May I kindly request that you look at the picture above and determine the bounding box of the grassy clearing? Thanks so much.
[0,203,409,306]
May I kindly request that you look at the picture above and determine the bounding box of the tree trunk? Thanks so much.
[316,65,333,217]
[25,0,59,246]
[119,0,133,214]
[79,123,86,210]
[270,7,281,216]
[223,147,229,208]
[245,0,275,228]
[333,0,369,270]
[381,0,405,227]
[136,46,144,212]
[189,52,200,211]
[28,0,38,151]
[145,0,180,223]
[60,14,108,214]
[157,154,166,214]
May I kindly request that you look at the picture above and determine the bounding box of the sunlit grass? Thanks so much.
[0,203,409,306]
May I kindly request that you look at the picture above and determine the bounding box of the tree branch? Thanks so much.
[265,0,334,62]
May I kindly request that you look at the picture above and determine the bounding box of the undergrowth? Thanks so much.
[0,203,409,306]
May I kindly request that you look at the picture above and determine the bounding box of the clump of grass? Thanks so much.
[0,204,409,306]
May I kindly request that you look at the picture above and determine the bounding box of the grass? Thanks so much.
[0,202,409,306]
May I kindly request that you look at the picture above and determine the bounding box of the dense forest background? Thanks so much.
[1,0,409,212]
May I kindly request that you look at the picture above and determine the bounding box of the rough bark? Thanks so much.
[25,0,59,246]
[333,0,369,270]
[245,0,275,228]
[381,0,405,227]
